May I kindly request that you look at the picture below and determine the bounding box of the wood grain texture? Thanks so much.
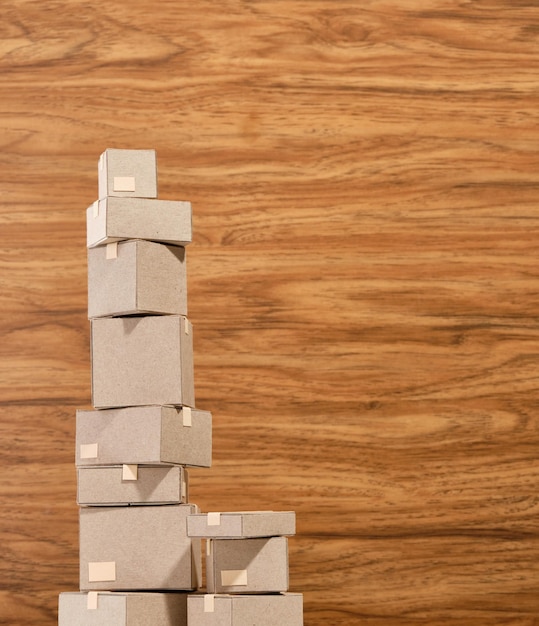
[1,0,539,624]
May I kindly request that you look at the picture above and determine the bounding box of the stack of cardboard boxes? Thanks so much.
[57,149,303,625]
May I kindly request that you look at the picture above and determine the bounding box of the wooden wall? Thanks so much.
[1,1,539,623]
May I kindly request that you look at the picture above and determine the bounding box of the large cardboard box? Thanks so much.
[98,148,158,200]
[87,196,192,248]
[59,592,187,626]
[76,406,211,468]
[80,504,201,591]
[77,465,188,506]
[187,593,303,625]
[91,316,194,409]
[206,537,288,594]
[187,511,295,539]
[88,240,187,318]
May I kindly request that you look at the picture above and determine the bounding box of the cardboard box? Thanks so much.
[98,148,157,200]
[87,196,192,248]
[80,504,201,591]
[88,240,187,318]
[59,592,187,626]
[206,537,288,594]
[187,593,303,625]
[76,405,211,468]
[77,465,188,506]
[91,316,194,409]
[187,511,295,539]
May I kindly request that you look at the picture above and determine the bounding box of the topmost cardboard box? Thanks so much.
[98,149,157,200]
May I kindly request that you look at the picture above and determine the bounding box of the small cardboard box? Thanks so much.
[98,148,158,200]
[187,511,296,539]
[88,240,187,318]
[80,504,201,591]
[87,196,192,248]
[206,537,288,594]
[77,465,188,506]
[59,591,187,626]
[76,405,211,468]
[91,316,194,409]
[187,593,303,625]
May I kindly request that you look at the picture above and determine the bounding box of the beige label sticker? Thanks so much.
[88,561,116,582]
[113,176,136,192]
[106,242,118,259]
[206,539,212,557]
[203,594,215,613]
[80,443,98,459]
[183,317,190,335]
[92,201,99,218]
[182,406,192,427]
[207,512,221,526]
[87,592,98,610]
[98,153,104,171]
[122,464,138,481]
[221,569,248,586]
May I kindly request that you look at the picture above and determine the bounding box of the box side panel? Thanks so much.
[103,149,157,199]
[243,511,296,538]
[76,408,163,465]
[161,407,212,467]
[77,466,183,505]
[187,595,232,626]
[91,317,185,408]
[187,514,242,538]
[86,200,108,247]
[212,537,289,593]
[127,593,188,626]
[88,241,137,318]
[180,316,195,407]
[234,594,303,625]
[137,241,187,316]
[59,592,126,625]
[80,505,197,590]
[109,198,192,245]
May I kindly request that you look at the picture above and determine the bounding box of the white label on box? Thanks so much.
[113,176,136,192]
[207,512,221,526]
[122,464,138,481]
[88,561,116,582]
[87,592,98,610]
[92,201,99,218]
[204,594,215,613]
[221,569,248,586]
[206,540,212,557]
[184,317,190,335]
[182,407,192,427]
[80,443,98,459]
[106,242,118,259]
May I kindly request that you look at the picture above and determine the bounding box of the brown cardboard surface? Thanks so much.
[98,149,158,200]
[86,196,192,248]
[59,591,188,625]
[77,465,188,506]
[187,511,296,538]
[207,537,288,594]
[187,593,303,625]
[76,406,212,468]
[87,240,187,318]
[91,316,194,409]
[79,504,201,591]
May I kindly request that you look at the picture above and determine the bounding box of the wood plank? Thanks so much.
[1,0,539,623]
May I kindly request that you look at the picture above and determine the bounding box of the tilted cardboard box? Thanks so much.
[77,465,188,506]
[98,148,158,200]
[206,537,288,594]
[86,196,192,248]
[187,511,295,539]
[87,240,187,318]
[59,592,187,626]
[91,316,194,409]
[76,406,211,468]
[187,593,303,626]
[80,504,201,591]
